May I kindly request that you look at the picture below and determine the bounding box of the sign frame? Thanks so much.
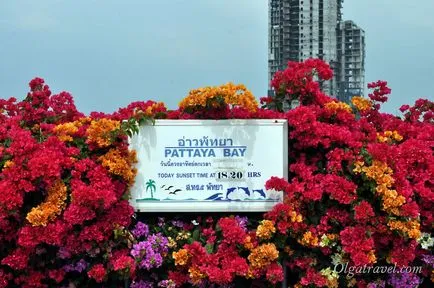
[128,119,288,212]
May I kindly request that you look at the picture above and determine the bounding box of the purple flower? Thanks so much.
[132,222,149,238]
[235,215,248,231]
[421,254,434,266]
[367,280,385,288]
[171,220,185,228]
[57,247,71,259]
[63,264,75,273]
[140,252,163,270]
[63,259,88,273]
[147,233,169,252]
[157,280,176,288]
[130,280,154,288]
[131,233,169,271]
[388,272,421,288]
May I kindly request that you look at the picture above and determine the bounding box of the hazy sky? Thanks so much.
[1,0,433,114]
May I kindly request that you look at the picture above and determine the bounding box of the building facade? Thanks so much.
[336,20,365,103]
[268,0,365,102]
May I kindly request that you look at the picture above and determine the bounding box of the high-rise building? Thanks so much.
[336,20,365,103]
[268,0,365,102]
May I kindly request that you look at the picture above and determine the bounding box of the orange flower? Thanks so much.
[284,246,294,256]
[188,266,206,285]
[367,250,377,264]
[243,235,255,250]
[172,249,190,266]
[377,130,403,144]
[144,102,166,116]
[3,160,14,169]
[327,234,338,241]
[298,231,319,247]
[289,210,303,223]
[53,122,80,142]
[99,148,137,185]
[381,189,406,215]
[26,180,67,226]
[179,83,258,112]
[351,96,372,112]
[355,160,405,215]
[247,243,279,269]
[325,101,352,113]
[388,219,421,239]
[256,220,276,240]
[86,118,120,147]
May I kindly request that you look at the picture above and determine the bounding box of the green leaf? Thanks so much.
[205,243,214,254]
[192,229,200,241]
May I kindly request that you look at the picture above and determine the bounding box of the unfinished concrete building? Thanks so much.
[336,20,366,103]
[268,0,365,103]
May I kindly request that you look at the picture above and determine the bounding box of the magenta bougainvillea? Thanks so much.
[0,59,433,287]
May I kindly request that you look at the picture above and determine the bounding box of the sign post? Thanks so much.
[129,119,288,212]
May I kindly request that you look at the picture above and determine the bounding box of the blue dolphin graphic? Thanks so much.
[253,189,266,198]
[226,187,237,199]
[237,187,251,197]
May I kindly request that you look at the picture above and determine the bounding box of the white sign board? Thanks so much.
[129,119,288,212]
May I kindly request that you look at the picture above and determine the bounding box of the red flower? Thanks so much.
[111,252,136,277]
[29,77,45,91]
[300,267,328,287]
[0,269,12,288]
[168,271,189,286]
[63,204,96,225]
[88,264,106,283]
[48,269,65,283]
[399,104,410,112]
[217,217,247,245]
[1,248,29,270]
[389,239,417,266]
[266,262,284,284]
[368,80,391,103]
[340,226,375,266]
[354,201,375,221]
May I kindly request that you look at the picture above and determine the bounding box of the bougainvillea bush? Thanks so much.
[0,59,433,287]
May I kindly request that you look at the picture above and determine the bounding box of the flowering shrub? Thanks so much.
[0,59,433,287]
[261,61,433,287]
[129,215,284,287]
[0,79,161,287]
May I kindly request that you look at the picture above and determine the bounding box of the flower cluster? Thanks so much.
[265,58,333,110]
[99,148,137,185]
[376,130,403,143]
[324,101,352,114]
[86,118,121,148]
[127,216,284,286]
[131,230,169,270]
[178,82,258,117]
[354,160,407,215]
[351,96,373,112]
[26,179,67,226]
[256,220,276,240]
